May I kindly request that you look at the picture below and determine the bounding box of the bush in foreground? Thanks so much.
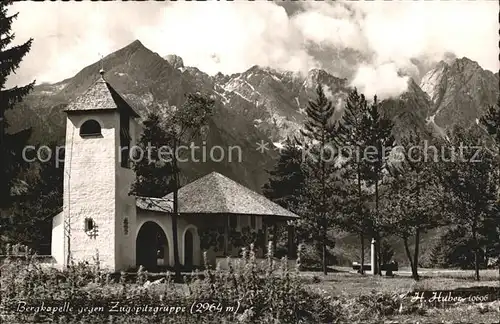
[0,244,343,323]
[1,243,497,323]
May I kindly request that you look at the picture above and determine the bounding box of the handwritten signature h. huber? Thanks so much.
[410,291,489,304]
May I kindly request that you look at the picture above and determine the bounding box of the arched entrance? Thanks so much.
[136,221,169,271]
[184,229,194,267]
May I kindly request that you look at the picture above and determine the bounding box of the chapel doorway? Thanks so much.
[136,221,169,271]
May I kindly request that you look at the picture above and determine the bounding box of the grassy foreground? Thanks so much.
[0,248,499,324]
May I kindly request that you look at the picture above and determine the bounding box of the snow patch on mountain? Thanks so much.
[419,62,447,103]
[231,90,252,103]
[426,113,448,140]
[213,89,229,104]
[273,142,284,150]
[223,76,259,102]
[270,74,281,83]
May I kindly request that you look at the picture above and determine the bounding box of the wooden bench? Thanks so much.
[352,261,398,274]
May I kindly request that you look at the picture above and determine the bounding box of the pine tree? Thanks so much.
[262,136,305,210]
[359,96,395,275]
[130,112,174,198]
[440,126,498,281]
[0,1,35,211]
[262,137,305,254]
[299,85,345,275]
[7,143,63,252]
[480,97,500,144]
[337,88,371,274]
[479,98,500,275]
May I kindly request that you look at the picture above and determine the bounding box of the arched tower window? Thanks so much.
[80,119,102,137]
[84,217,95,231]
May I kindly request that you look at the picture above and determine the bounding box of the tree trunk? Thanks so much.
[172,149,181,282]
[403,236,415,278]
[357,166,365,274]
[413,174,421,281]
[375,177,382,275]
[376,238,381,271]
[321,145,328,276]
[360,233,365,274]
[322,220,328,275]
[272,223,278,254]
[412,228,420,281]
[472,222,480,281]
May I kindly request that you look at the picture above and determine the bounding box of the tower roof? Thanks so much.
[65,72,140,118]
[136,171,300,218]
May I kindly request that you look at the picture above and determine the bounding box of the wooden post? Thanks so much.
[223,214,229,256]
[263,219,268,255]
[287,223,295,259]
[272,222,278,254]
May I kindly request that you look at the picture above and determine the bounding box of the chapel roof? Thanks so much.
[136,171,299,218]
[64,70,139,118]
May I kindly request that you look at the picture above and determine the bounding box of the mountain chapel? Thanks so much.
[50,69,299,272]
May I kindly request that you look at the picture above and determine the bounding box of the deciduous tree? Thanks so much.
[381,132,446,280]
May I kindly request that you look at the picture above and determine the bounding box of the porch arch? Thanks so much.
[182,224,200,267]
[136,221,170,271]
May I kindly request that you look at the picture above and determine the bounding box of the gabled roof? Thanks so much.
[65,73,139,118]
[136,171,299,218]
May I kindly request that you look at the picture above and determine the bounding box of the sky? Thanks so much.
[8,0,499,99]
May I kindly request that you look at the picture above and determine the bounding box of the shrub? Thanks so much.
[429,227,487,269]
[2,243,469,323]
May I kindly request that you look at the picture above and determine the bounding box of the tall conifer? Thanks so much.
[359,96,395,275]
[337,89,371,274]
[0,1,35,210]
[262,137,305,253]
[300,85,344,275]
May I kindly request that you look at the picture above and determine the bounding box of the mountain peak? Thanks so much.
[126,39,146,50]
[244,65,280,76]
[108,39,150,60]
[165,54,184,70]
[451,57,482,72]
[433,56,481,72]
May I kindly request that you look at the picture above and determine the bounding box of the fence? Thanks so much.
[0,242,55,264]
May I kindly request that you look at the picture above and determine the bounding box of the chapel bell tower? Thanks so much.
[53,69,140,271]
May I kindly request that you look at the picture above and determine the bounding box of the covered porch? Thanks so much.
[135,171,300,271]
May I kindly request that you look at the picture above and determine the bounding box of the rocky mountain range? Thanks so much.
[7,40,499,192]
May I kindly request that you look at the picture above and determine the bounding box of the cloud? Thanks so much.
[351,63,410,100]
[8,1,165,85]
[7,1,498,99]
[136,2,320,76]
[290,0,499,97]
